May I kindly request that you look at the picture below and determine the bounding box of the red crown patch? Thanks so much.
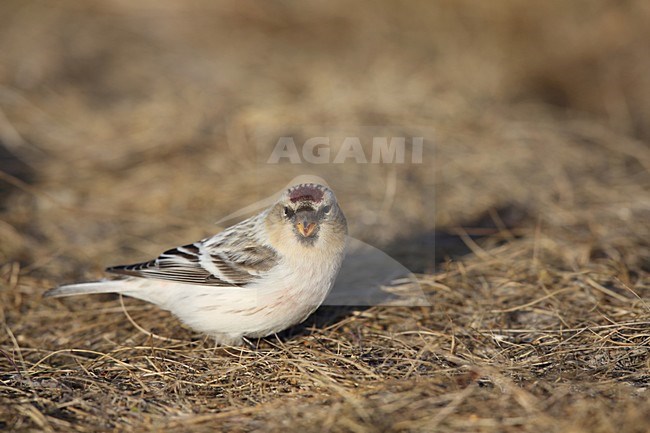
[289,184,325,203]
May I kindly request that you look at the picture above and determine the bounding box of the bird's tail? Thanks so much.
[44,280,131,298]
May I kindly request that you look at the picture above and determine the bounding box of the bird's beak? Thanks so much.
[295,212,318,238]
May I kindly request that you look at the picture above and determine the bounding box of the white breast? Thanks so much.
[141,240,344,344]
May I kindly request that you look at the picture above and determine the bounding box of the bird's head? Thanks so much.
[266,183,347,249]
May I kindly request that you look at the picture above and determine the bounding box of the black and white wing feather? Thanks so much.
[107,215,278,287]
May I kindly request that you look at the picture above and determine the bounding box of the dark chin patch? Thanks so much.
[294,229,319,245]
[296,236,317,246]
[289,184,324,204]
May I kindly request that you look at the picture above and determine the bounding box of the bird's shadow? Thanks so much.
[276,203,530,342]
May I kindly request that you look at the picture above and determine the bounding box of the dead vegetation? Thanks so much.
[1,1,649,432]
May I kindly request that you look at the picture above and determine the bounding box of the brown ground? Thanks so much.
[1,1,649,432]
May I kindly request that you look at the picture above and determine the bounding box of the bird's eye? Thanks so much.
[322,205,332,214]
[283,206,293,218]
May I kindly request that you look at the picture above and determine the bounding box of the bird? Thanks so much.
[45,183,348,346]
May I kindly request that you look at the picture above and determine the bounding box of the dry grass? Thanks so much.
[1,1,649,432]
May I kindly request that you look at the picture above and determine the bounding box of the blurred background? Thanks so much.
[0,0,648,281]
[1,3,649,430]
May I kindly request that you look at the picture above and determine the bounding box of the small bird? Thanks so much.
[45,183,348,345]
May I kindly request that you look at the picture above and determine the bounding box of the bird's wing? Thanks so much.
[107,215,279,287]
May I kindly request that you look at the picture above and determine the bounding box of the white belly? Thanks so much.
[132,252,342,344]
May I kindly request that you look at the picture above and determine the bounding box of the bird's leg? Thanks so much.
[241,336,258,349]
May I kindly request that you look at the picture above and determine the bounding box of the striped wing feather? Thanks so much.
[107,215,278,287]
